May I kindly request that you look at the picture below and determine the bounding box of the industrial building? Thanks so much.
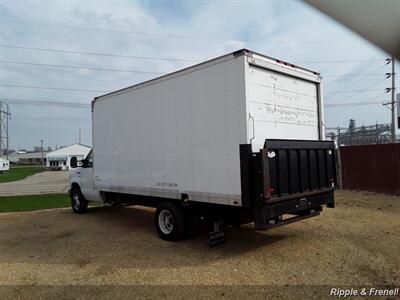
[8,151,48,165]
[46,144,91,170]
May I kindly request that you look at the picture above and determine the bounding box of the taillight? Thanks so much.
[330,178,335,187]
[265,187,275,198]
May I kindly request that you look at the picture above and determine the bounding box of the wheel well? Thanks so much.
[71,182,81,192]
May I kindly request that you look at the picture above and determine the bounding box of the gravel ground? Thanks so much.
[0,171,68,196]
[0,190,399,298]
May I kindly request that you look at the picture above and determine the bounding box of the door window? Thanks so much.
[86,151,93,168]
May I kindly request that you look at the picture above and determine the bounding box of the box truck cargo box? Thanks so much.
[69,49,336,242]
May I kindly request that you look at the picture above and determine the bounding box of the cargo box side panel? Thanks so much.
[245,61,321,152]
[188,56,247,204]
[92,100,121,191]
[93,56,247,206]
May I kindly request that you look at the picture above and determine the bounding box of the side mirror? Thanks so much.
[70,156,78,168]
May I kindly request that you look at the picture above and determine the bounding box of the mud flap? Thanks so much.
[209,220,225,247]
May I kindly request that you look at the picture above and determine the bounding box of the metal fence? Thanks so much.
[340,143,400,195]
[327,123,392,146]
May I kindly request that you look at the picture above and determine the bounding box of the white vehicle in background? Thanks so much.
[0,157,10,172]
[69,49,336,242]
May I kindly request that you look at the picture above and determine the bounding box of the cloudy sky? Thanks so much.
[0,0,399,150]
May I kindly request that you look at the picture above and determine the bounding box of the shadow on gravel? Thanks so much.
[0,205,288,269]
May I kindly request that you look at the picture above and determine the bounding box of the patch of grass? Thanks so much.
[0,194,70,213]
[0,166,45,183]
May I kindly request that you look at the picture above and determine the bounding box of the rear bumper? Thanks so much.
[254,190,334,229]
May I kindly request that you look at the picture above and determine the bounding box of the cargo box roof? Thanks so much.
[92,48,320,108]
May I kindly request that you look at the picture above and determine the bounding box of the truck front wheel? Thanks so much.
[155,202,185,241]
[70,187,88,214]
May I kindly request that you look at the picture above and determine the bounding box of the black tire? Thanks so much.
[155,202,185,241]
[70,187,88,214]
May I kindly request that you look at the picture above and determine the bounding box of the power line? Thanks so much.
[325,78,388,106]
[324,63,388,94]
[0,44,383,65]
[0,44,198,63]
[326,92,386,117]
[325,88,385,94]
[0,83,109,93]
[5,19,360,46]
[13,115,90,121]
[0,97,90,108]
[0,60,165,74]
[2,0,297,3]
[293,59,385,64]
[5,79,387,98]
[323,73,385,78]
[326,92,387,117]
[325,100,384,107]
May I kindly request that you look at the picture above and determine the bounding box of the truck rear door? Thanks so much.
[246,61,322,151]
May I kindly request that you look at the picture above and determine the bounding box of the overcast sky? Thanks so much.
[0,0,399,150]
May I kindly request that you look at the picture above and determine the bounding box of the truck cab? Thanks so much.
[69,150,101,213]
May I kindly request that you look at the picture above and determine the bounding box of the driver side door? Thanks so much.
[79,151,101,201]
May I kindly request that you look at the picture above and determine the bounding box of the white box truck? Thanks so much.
[69,49,336,241]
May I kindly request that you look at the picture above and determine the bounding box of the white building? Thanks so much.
[46,144,91,170]
[8,151,48,165]
[7,152,18,164]
[0,157,10,172]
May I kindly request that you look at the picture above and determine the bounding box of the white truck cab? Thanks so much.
[69,150,101,213]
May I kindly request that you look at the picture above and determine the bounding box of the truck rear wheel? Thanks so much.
[71,187,88,214]
[155,202,185,241]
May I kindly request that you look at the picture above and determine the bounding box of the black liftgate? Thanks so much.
[240,139,337,228]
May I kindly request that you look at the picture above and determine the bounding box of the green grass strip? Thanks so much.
[0,166,45,183]
[0,194,70,213]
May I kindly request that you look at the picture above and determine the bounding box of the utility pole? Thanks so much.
[6,106,9,160]
[391,56,396,143]
[0,104,2,158]
[41,139,44,167]
[0,102,11,158]
[79,128,81,144]
[337,126,342,188]
[383,56,397,143]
